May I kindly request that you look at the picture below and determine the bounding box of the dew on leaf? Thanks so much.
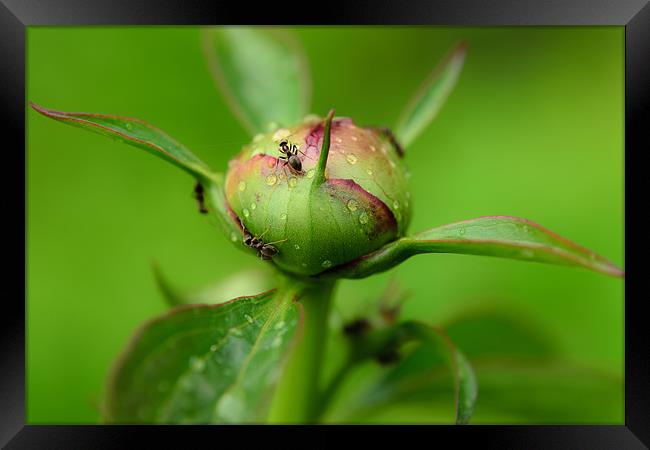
[243,208,250,218]
[322,260,332,268]
[250,202,257,211]
[366,168,373,175]
[244,314,254,324]
[230,232,238,242]
[210,344,218,352]
[280,213,287,220]
[238,181,247,192]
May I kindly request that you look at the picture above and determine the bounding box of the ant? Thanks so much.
[277,139,307,173]
[193,182,208,214]
[239,219,287,260]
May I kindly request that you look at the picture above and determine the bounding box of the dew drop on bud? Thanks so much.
[347,199,359,212]
[366,168,373,175]
[238,181,247,192]
[346,154,358,165]
[359,212,369,224]
[306,169,315,179]
[266,174,277,186]
[244,314,254,324]
[288,177,298,188]
[322,260,332,268]
[458,228,466,236]
[280,213,287,220]
[243,208,250,218]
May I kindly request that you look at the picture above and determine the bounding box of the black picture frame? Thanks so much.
[3,0,647,447]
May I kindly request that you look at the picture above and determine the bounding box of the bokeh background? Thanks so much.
[27,27,624,423]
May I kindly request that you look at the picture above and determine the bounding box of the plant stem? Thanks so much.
[267,280,335,423]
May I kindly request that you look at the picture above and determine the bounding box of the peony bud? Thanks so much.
[225,114,411,276]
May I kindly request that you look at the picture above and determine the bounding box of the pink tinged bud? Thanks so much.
[225,115,411,276]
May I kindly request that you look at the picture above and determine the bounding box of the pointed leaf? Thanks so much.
[30,102,214,180]
[152,264,274,308]
[202,27,311,134]
[106,289,303,423]
[395,42,467,148]
[328,321,476,424]
[326,216,624,279]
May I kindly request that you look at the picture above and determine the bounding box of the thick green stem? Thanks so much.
[267,280,336,423]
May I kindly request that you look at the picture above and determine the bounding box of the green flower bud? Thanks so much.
[225,114,411,276]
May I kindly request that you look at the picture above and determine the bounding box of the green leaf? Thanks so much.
[202,27,311,134]
[400,322,477,424]
[326,216,624,279]
[394,42,467,148]
[324,321,476,424]
[152,264,275,307]
[105,289,303,424]
[30,102,214,181]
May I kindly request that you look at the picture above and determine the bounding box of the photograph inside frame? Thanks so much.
[26,26,624,425]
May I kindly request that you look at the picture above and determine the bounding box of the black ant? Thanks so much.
[193,182,208,214]
[277,139,307,173]
[239,219,287,260]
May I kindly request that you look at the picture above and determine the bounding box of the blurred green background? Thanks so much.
[27,27,624,423]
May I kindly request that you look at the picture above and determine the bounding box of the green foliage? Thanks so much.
[395,42,467,148]
[326,216,623,279]
[29,102,214,182]
[106,289,302,423]
[202,27,311,134]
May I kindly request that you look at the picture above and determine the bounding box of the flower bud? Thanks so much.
[225,115,411,276]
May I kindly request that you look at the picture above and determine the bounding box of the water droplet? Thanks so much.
[272,336,282,348]
[266,174,277,186]
[189,356,205,372]
[322,260,332,268]
[250,202,257,211]
[294,244,300,250]
[274,321,286,330]
[125,122,133,130]
[306,169,315,179]
[458,228,466,236]
[230,232,238,242]
[347,199,359,212]
[523,225,531,234]
[244,314,254,324]
[369,145,376,152]
[335,137,343,144]
[366,168,373,175]
[210,344,218,352]
[359,213,369,224]
[238,181,247,192]
[346,154,358,165]
[280,213,287,220]
[243,208,250,218]
[393,200,400,209]
[230,327,243,337]
[288,177,298,188]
